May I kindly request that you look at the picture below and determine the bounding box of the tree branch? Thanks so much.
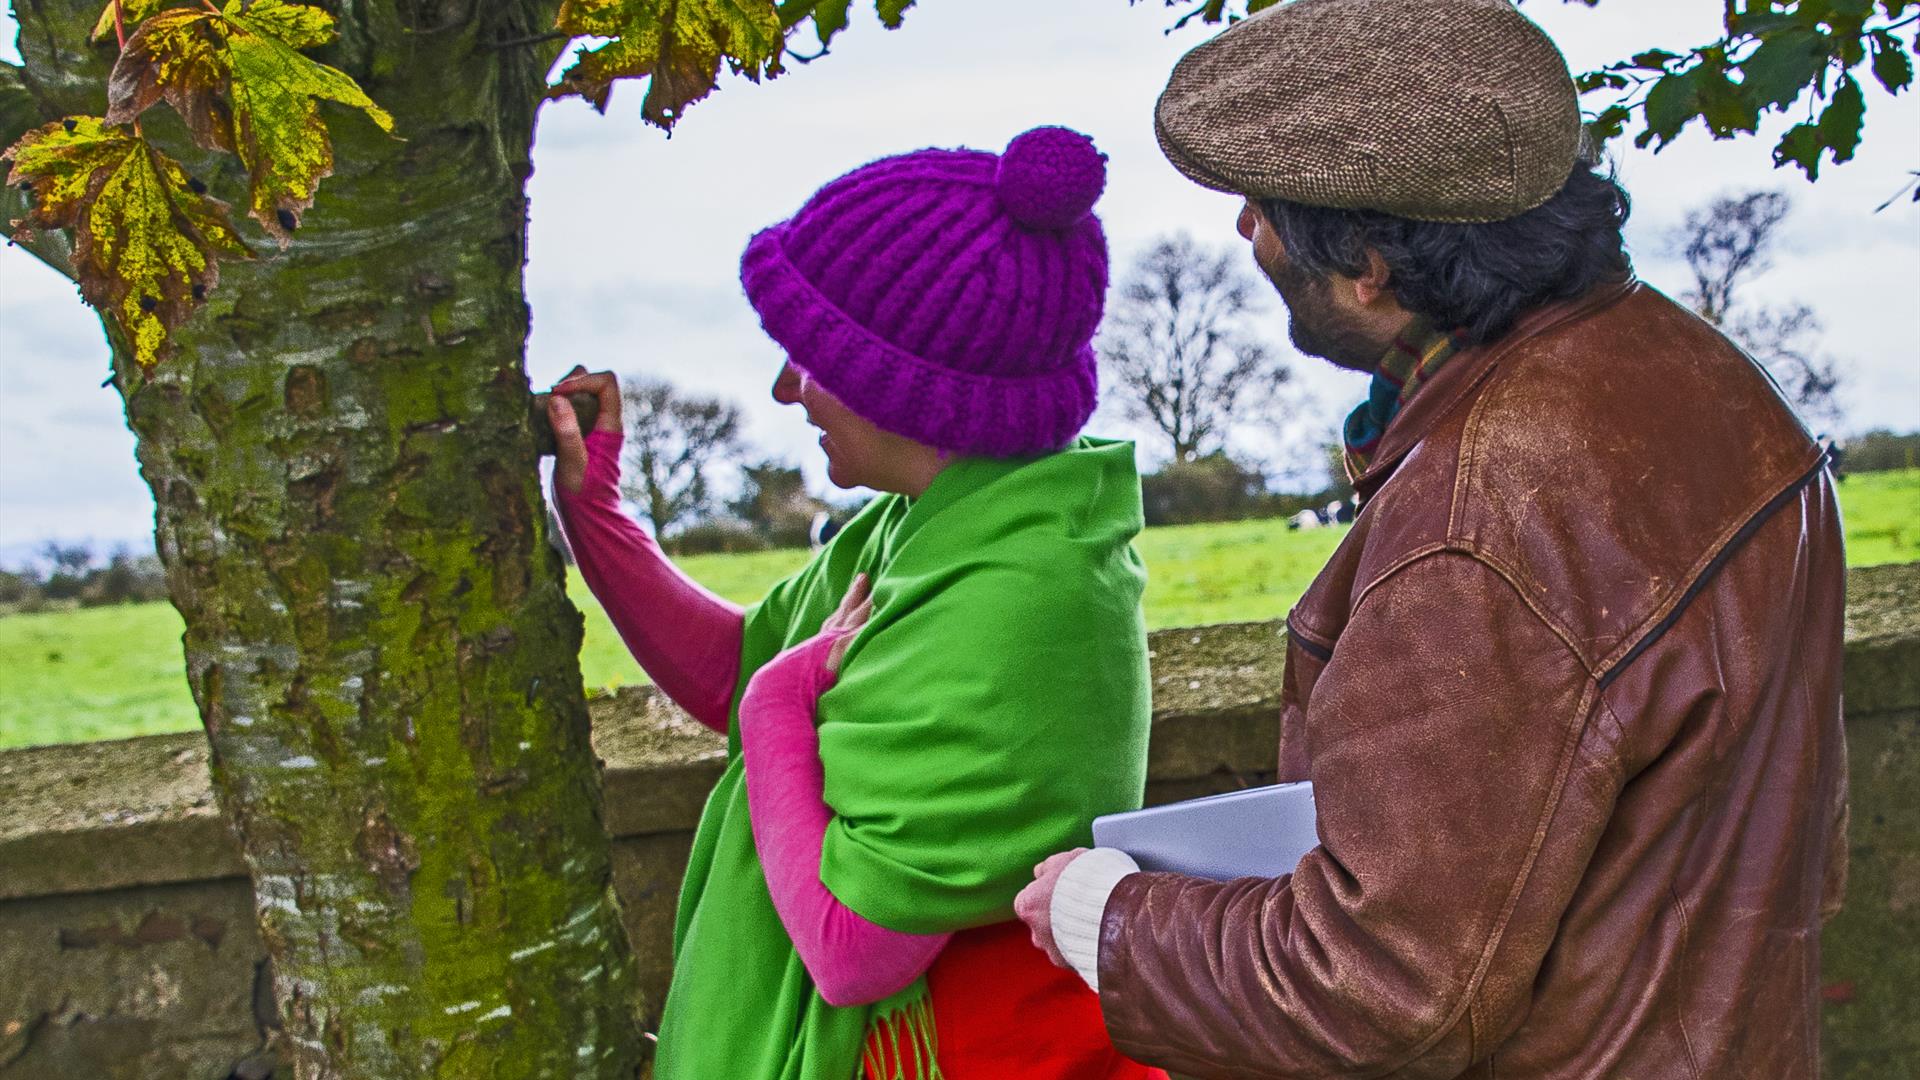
[489,29,571,50]
[0,61,38,148]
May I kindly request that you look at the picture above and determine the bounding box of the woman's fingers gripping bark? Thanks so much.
[547,394,589,495]
[551,368,624,434]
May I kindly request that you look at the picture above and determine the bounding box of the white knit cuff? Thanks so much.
[1049,847,1140,992]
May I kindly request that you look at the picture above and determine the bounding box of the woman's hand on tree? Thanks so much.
[548,366,623,494]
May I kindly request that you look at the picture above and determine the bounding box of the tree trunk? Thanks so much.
[6,2,646,1075]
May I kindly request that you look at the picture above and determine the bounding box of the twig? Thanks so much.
[489,30,570,50]
[1873,172,1920,214]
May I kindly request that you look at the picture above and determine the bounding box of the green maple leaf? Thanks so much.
[1697,60,1761,135]
[1775,122,1827,178]
[788,0,912,46]
[90,0,172,43]
[1739,27,1833,115]
[553,0,788,128]
[810,0,852,46]
[1773,73,1868,180]
[875,0,914,29]
[1816,73,1867,163]
[1585,102,1633,144]
[104,0,396,245]
[4,117,251,367]
[1636,65,1703,149]
[1627,49,1682,71]
[1867,29,1914,94]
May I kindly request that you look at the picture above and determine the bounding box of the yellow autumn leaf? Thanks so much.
[107,7,229,142]
[4,117,251,367]
[227,0,335,49]
[90,0,171,43]
[105,0,395,244]
[222,6,394,240]
[553,0,787,128]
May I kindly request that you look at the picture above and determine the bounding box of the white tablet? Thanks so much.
[1091,781,1318,881]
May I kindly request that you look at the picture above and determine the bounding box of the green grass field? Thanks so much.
[4,469,1914,750]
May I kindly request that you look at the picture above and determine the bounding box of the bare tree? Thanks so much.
[1678,191,1789,325]
[1100,234,1296,463]
[619,376,747,536]
[1725,304,1844,432]
[36,541,95,578]
[730,459,830,548]
[1676,191,1846,431]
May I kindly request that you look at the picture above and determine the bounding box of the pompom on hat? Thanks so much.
[740,126,1109,458]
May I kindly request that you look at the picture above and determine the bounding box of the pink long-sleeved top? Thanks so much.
[552,429,948,1006]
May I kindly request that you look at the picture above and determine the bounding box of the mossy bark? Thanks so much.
[5,2,646,1076]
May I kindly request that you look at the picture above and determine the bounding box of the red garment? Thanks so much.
[864,922,1169,1080]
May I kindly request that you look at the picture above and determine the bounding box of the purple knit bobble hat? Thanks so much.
[740,126,1109,457]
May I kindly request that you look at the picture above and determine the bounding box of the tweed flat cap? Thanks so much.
[1155,0,1582,223]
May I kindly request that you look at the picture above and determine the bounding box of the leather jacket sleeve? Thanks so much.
[1096,551,1617,1078]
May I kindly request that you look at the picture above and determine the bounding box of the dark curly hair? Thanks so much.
[1259,156,1634,346]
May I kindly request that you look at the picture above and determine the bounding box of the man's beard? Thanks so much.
[1257,252,1393,372]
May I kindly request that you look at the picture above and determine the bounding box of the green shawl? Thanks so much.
[652,438,1152,1080]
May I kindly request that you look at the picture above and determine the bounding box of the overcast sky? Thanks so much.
[3,0,1916,563]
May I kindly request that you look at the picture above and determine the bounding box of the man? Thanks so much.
[1013,1,1850,1077]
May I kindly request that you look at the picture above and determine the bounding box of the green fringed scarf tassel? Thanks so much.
[859,989,941,1080]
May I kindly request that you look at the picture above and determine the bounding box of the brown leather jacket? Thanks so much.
[1095,282,1849,1078]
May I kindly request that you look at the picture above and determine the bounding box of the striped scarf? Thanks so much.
[1341,318,1466,483]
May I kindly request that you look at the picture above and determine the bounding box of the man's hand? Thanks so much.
[547,366,623,494]
[1015,848,1087,969]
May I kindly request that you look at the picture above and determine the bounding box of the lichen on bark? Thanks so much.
[5,1,646,1075]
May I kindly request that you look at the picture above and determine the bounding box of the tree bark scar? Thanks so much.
[199,661,227,737]
[480,767,530,796]
[284,364,328,416]
[287,460,343,525]
[478,461,534,606]
[272,672,343,764]
[354,807,421,899]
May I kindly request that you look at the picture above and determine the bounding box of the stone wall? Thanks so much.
[3,563,1914,1078]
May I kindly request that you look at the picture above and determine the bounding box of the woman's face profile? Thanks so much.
[772,362,927,493]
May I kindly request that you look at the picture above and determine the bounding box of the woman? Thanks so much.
[548,127,1165,1080]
